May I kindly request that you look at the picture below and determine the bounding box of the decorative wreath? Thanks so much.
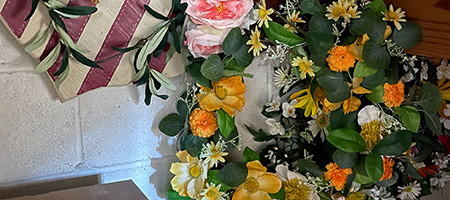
[10,0,450,200]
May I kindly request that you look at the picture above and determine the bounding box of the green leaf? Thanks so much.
[234,47,254,68]
[365,153,383,182]
[243,147,259,163]
[49,10,67,31]
[395,106,420,132]
[422,110,442,135]
[177,100,188,117]
[309,14,333,34]
[57,6,97,16]
[367,19,387,43]
[219,162,248,187]
[184,134,208,157]
[207,170,233,191]
[150,69,176,90]
[392,22,422,49]
[299,0,322,15]
[144,81,152,106]
[136,25,169,70]
[223,28,248,56]
[405,162,423,180]
[71,49,102,68]
[170,22,181,53]
[365,85,384,103]
[269,186,285,200]
[53,49,69,76]
[297,159,322,177]
[223,70,254,78]
[26,26,50,52]
[305,32,335,66]
[158,114,185,136]
[327,128,366,153]
[372,130,413,156]
[200,54,224,81]
[263,22,305,46]
[363,40,390,69]
[224,58,245,72]
[167,186,190,200]
[144,5,168,20]
[376,171,398,187]
[25,0,40,21]
[333,149,358,169]
[186,62,211,88]
[367,0,387,16]
[362,69,386,89]
[350,9,377,35]
[354,173,372,185]
[415,83,442,113]
[353,62,378,78]
[113,45,139,53]
[54,24,88,53]
[35,42,61,74]
[316,68,351,103]
[217,109,235,138]
[318,191,332,200]
[245,125,273,142]
[330,107,357,129]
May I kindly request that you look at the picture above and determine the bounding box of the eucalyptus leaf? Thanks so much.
[242,147,260,163]
[159,114,185,137]
[363,40,390,69]
[333,149,358,169]
[316,68,351,103]
[219,162,248,187]
[297,159,322,177]
[395,106,420,132]
[354,62,378,78]
[217,109,235,138]
[200,54,224,81]
[207,170,233,191]
[372,130,413,156]
[309,14,333,34]
[185,134,208,157]
[365,153,383,182]
[365,85,384,103]
[186,63,212,88]
[422,110,442,135]
[222,28,248,56]
[392,22,422,49]
[299,0,322,15]
[415,83,442,113]
[35,42,61,74]
[350,9,377,36]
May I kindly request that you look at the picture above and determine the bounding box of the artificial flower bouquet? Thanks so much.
[157,0,450,199]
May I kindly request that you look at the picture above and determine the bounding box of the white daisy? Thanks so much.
[397,181,421,200]
[367,186,395,200]
[265,98,281,112]
[440,104,450,130]
[432,153,450,169]
[274,66,298,93]
[420,61,428,81]
[396,162,405,173]
[357,105,382,126]
[265,118,285,135]
[430,171,450,188]
[437,59,450,80]
[308,109,330,141]
[282,100,298,118]
[275,165,320,200]
[199,182,225,200]
[200,141,229,168]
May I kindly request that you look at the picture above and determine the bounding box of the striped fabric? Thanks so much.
[0,0,184,102]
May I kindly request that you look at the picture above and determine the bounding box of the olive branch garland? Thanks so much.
[25,0,100,88]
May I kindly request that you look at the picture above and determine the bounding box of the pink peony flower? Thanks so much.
[183,0,254,29]
[185,26,230,58]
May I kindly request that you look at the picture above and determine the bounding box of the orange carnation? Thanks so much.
[379,157,395,181]
[324,163,353,191]
[326,46,356,72]
[383,81,404,107]
[188,108,218,138]
[197,76,246,117]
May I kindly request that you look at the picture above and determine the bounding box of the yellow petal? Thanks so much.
[232,188,252,200]
[249,190,272,200]
[198,93,222,112]
[352,86,372,94]
[324,98,343,111]
[343,96,361,114]
[247,161,267,173]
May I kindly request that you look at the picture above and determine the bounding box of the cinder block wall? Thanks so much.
[0,25,275,199]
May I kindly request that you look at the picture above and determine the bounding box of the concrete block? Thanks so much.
[79,75,188,168]
[0,25,36,73]
[0,72,78,183]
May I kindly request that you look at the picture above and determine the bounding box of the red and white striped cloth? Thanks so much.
[0,0,184,102]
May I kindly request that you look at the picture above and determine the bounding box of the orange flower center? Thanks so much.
[243,177,259,193]
[215,3,226,13]
[206,189,218,198]
[387,11,398,19]
[215,86,227,99]
[189,165,202,178]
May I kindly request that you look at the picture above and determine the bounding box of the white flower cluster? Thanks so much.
[304,172,330,193]
[381,112,405,134]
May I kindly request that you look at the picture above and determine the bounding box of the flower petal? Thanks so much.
[257,173,282,193]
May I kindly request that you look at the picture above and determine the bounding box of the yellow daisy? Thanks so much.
[200,141,229,168]
[346,6,361,20]
[200,183,225,200]
[325,0,351,21]
[257,0,274,28]
[247,27,267,56]
[292,56,315,79]
[284,10,305,33]
[290,87,319,117]
[382,4,406,30]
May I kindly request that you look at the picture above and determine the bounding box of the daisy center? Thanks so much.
[205,188,218,199]
[317,114,329,128]
[215,87,226,99]
[189,165,202,178]
[405,186,412,192]
[360,120,382,149]
[283,178,311,200]
[243,177,259,193]
[387,11,398,19]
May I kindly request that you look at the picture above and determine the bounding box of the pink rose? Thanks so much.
[185,26,230,58]
[183,0,254,29]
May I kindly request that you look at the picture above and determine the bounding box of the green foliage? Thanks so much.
[299,0,322,15]
[35,42,61,74]
[186,63,212,88]
[365,153,383,182]
[309,14,333,34]
[330,107,357,129]
[219,162,248,187]
[363,40,390,70]
[242,147,260,163]
[217,109,235,138]
[184,134,208,157]
[207,170,233,191]
[392,22,422,49]
[327,128,367,153]
[405,162,423,180]
[246,125,273,142]
[395,106,420,132]
[372,130,413,156]
[222,28,254,67]
[26,26,50,52]
[367,0,387,16]
[269,186,285,200]
[159,114,185,136]
[362,69,386,89]
[263,22,305,46]
[365,85,384,103]
[376,172,398,187]
[200,54,224,81]
[316,68,351,103]
[305,32,335,66]
[367,20,387,44]
[415,83,442,113]
[350,9,377,36]
[297,159,322,177]
[333,149,358,169]
[26,0,40,21]
[144,5,168,20]
[422,111,442,135]
[167,186,190,200]
[354,62,378,78]
[57,6,98,16]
